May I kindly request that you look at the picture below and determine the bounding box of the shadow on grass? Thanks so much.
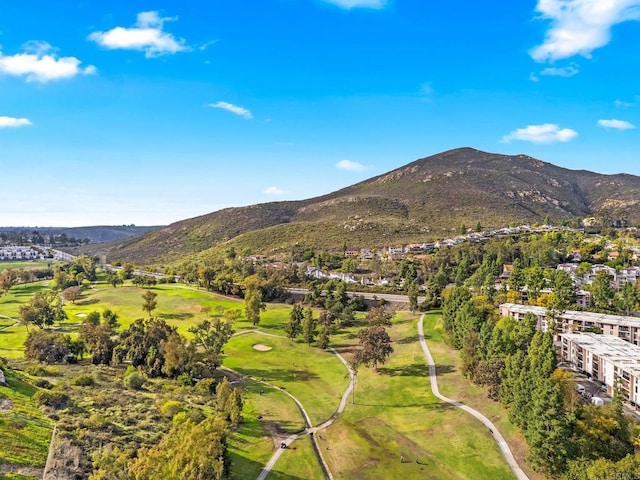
[227,451,303,480]
[354,401,457,411]
[158,312,194,321]
[397,334,419,344]
[378,364,428,377]
[75,298,100,306]
[233,368,319,384]
[253,420,305,437]
[435,364,456,376]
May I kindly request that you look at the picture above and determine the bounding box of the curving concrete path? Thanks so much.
[417,315,529,480]
[229,329,354,480]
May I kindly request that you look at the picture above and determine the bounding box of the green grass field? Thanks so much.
[0,280,524,479]
[421,312,541,480]
[0,261,57,272]
[0,369,53,469]
[318,312,516,480]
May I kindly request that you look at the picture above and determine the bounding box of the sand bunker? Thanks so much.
[252,344,272,351]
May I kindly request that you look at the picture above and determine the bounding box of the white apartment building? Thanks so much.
[0,246,40,261]
[560,333,640,406]
[499,303,640,346]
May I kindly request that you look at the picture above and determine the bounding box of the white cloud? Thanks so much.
[0,42,95,83]
[501,123,578,144]
[529,72,540,82]
[530,0,640,62]
[263,186,285,195]
[208,101,253,119]
[614,99,633,107]
[598,118,635,129]
[336,159,366,171]
[540,64,579,77]
[321,0,387,9]
[89,11,188,58]
[0,116,32,128]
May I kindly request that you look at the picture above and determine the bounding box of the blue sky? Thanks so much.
[1,0,638,227]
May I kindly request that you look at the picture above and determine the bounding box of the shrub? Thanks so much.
[25,365,60,377]
[33,378,53,389]
[72,374,95,387]
[160,400,184,419]
[123,371,146,390]
[177,372,193,387]
[195,378,216,395]
[33,390,69,409]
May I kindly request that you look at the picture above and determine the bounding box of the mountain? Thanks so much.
[0,225,161,243]
[97,148,640,265]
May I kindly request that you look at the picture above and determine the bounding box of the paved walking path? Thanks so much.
[230,329,354,480]
[417,315,529,480]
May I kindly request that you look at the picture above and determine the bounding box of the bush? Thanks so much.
[123,371,146,390]
[177,372,193,387]
[195,378,216,395]
[25,365,60,377]
[33,378,53,389]
[72,374,95,387]
[160,400,184,419]
[33,390,69,409]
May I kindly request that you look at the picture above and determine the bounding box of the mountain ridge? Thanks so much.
[93,147,640,265]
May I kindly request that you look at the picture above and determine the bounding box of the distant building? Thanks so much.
[0,246,40,261]
[499,303,640,346]
[560,332,640,406]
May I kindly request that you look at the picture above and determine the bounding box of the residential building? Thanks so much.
[499,303,640,345]
[560,333,640,406]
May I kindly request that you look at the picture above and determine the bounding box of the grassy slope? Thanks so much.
[0,369,53,468]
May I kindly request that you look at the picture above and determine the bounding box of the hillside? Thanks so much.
[96,148,640,265]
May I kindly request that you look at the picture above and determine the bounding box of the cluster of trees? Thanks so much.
[0,267,53,296]
[352,307,394,371]
[442,286,640,477]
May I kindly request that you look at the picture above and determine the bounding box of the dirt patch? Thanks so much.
[0,398,14,411]
[253,344,272,351]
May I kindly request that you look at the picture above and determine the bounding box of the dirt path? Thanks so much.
[417,315,529,480]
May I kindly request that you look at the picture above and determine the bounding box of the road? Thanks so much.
[417,314,529,480]
[286,287,423,305]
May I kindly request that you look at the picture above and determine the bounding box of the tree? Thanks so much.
[107,273,123,288]
[128,414,229,480]
[188,318,234,373]
[79,323,115,365]
[473,358,505,400]
[18,291,61,330]
[316,311,335,349]
[591,270,614,311]
[301,307,317,346]
[244,283,265,326]
[24,330,73,363]
[616,281,640,315]
[355,324,393,371]
[102,309,119,329]
[508,258,526,296]
[285,304,304,340]
[525,377,572,476]
[112,318,177,377]
[141,290,158,317]
[62,286,82,304]
[366,306,393,327]
[525,265,545,303]
[407,281,419,312]
[0,268,19,295]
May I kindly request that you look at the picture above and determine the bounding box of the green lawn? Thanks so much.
[223,332,349,426]
[320,312,516,480]
[0,369,54,468]
[0,261,57,272]
[421,311,542,480]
